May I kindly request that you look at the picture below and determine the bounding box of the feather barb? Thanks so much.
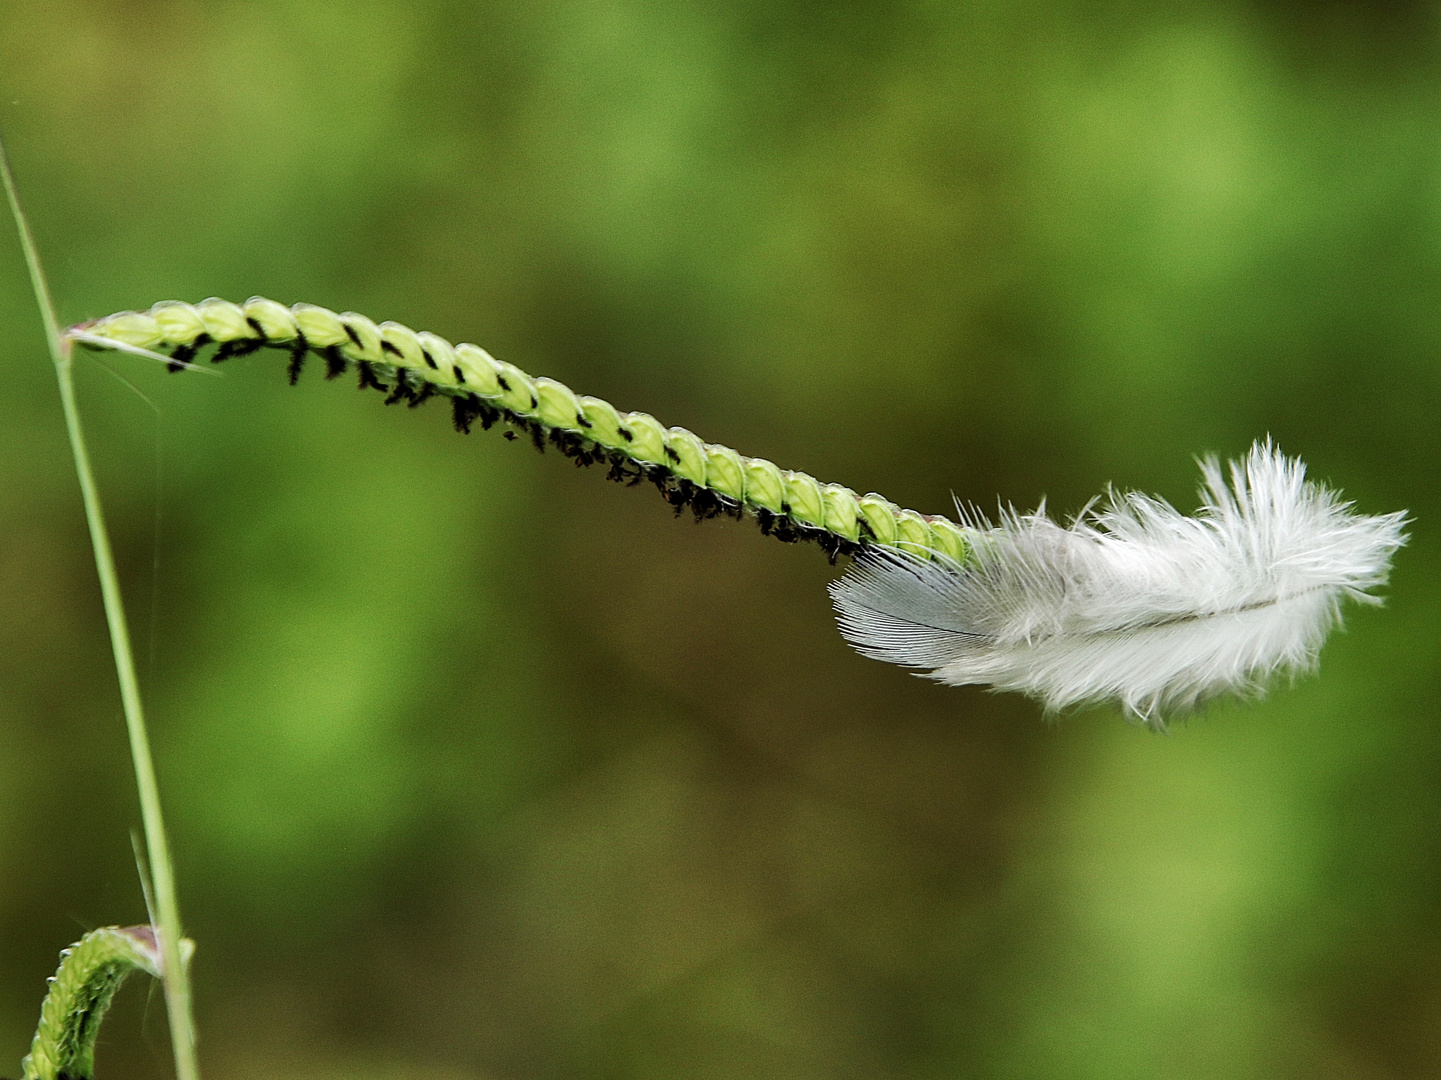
[829,441,1408,726]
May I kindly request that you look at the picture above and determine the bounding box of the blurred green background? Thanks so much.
[1,2,1438,1077]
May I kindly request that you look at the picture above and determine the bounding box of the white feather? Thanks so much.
[829,441,1407,725]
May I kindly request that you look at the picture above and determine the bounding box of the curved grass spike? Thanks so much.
[20,926,192,1080]
[70,298,970,566]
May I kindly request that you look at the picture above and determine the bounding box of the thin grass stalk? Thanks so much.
[1,138,199,1080]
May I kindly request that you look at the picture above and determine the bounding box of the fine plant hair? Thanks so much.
[3,145,1407,1078]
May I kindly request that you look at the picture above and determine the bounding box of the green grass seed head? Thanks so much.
[20,926,192,1080]
[73,297,963,564]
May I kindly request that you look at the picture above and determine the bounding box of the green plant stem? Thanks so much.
[1,139,199,1080]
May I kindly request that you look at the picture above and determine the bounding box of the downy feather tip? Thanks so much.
[829,441,1407,726]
